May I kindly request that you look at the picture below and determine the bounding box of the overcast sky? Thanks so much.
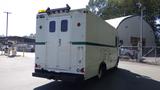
[0,0,89,36]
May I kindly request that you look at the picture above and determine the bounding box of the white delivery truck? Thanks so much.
[32,5,119,82]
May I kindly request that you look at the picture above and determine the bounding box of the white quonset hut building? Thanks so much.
[106,16,155,47]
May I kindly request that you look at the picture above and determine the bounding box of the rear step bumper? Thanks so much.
[32,69,84,82]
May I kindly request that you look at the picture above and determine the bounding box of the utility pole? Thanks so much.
[4,12,11,37]
[136,2,145,61]
[139,7,144,62]
[4,12,11,55]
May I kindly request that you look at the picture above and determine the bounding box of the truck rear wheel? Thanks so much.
[98,64,106,79]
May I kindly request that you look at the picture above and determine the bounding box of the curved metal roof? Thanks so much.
[105,15,132,29]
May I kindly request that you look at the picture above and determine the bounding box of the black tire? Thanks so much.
[97,64,106,79]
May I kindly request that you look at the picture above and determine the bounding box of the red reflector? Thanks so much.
[80,68,85,73]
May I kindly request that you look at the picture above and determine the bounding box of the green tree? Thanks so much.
[88,0,160,20]
[87,0,108,16]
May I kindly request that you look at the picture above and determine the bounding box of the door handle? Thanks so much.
[58,39,61,47]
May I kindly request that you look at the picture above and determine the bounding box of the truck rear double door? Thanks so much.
[46,16,71,71]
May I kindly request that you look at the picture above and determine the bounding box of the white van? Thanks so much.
[32,6,119,82]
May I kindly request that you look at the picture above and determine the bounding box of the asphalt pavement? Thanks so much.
[0,53,160,90]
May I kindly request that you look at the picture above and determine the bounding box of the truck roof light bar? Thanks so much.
[46,4,71,15]
[38,10,46,13]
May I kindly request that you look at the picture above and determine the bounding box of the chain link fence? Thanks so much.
[119,46,160,65]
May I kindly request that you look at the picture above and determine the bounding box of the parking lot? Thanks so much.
[0,53,160,90]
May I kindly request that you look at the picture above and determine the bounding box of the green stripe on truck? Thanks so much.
[35,42,46,45]
[71,42,116,48]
